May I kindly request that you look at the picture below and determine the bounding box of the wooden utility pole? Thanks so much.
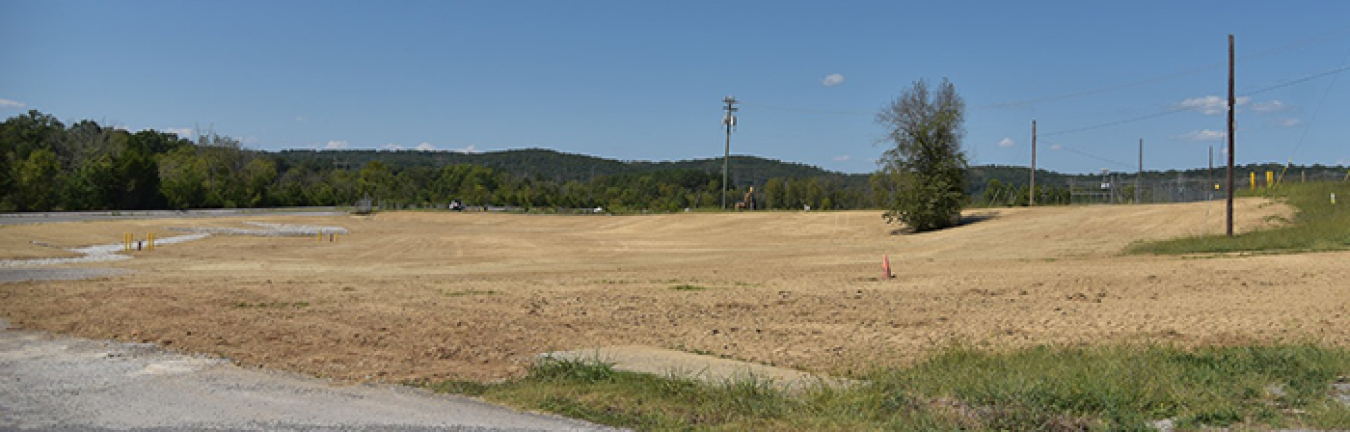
[1226,34,1236,237]
[721,96,738,210]
[1136,139,1142,204]
[1030,120,1036,206]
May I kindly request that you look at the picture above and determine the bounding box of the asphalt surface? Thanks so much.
[0,320,618,431]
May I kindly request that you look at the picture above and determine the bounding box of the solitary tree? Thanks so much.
[876,78,968,232]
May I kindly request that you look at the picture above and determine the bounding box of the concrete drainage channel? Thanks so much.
[541,345,860,394]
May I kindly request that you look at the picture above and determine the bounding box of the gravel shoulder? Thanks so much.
[0,320,617,431]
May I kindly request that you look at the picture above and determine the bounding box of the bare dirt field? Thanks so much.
[2,198,1348,384]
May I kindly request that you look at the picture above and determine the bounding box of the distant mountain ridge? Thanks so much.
[276,148,852,187]
[276,148,1347,190]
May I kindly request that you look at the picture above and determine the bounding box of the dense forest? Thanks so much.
[0,111,873,212]
[2,110,1343,213]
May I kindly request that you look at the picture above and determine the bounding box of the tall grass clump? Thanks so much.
[423,344,1350,430]
[868,343,1350,430]
[1131,181,1350,255]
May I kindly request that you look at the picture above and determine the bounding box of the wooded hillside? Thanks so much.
[4,110,1342,212]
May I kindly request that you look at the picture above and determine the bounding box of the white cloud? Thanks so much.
[1274,118,1302,127]
[997,137,1015,148]
[293,116,306,122]
[415,142,437,151]
[1178,95,1249,115]
[1050,144,1063,151]
[325,140,349,149]
[1251,100,1288,113]
[381,143,404,151]
[832,154,851,162]
[0,98,25,109]
[450,144,480,154]
[1177,129,1227,141]
[821,73,845,87]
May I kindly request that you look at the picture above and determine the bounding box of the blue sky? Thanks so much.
[2,1,1348,174]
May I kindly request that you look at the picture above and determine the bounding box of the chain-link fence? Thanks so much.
[1068,169,1348,205]
[1070,176,1220,205]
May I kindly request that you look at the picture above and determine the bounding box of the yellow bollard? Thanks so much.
[1250,172,1256,190]
[147,233,155,251]
[1266,171,1273,189]
[318,230,323,242]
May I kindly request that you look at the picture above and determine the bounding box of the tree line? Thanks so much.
[9,110,1315,214]
[0,110,877,212]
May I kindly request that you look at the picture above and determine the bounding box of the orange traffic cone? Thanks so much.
[882,254,895,279]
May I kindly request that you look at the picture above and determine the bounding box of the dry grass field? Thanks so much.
[3,198,1348,384]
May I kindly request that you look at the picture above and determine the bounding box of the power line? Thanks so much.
[748,28,1350,116]
[1241,62,1350,96]
[1040,106,1192,137]
[1278,44,1350,183]
[737,101,872,116]
[974,66,1223,109]
[741,58,1350,136]
[1051,144,1136,169]
[1039,61,1350,137]
[973,26,1350,109]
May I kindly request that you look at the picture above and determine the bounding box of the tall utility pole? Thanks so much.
[721,96,739,210]
[1136,139,1142,204]
[1030,120,1036,206]
[1209,146,1214,200]
[1226,34,1236,237]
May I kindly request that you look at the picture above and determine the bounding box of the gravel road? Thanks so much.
[0,321,618,431]
[0,208,346,226]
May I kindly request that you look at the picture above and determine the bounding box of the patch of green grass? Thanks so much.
[447,358,800,430]
[421,344,1350,431]
[1131,181,1350,255]
[670,284,710,291]
[875,343,1350,430]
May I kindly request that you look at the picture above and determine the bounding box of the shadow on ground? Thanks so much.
[889,211,1000,235]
